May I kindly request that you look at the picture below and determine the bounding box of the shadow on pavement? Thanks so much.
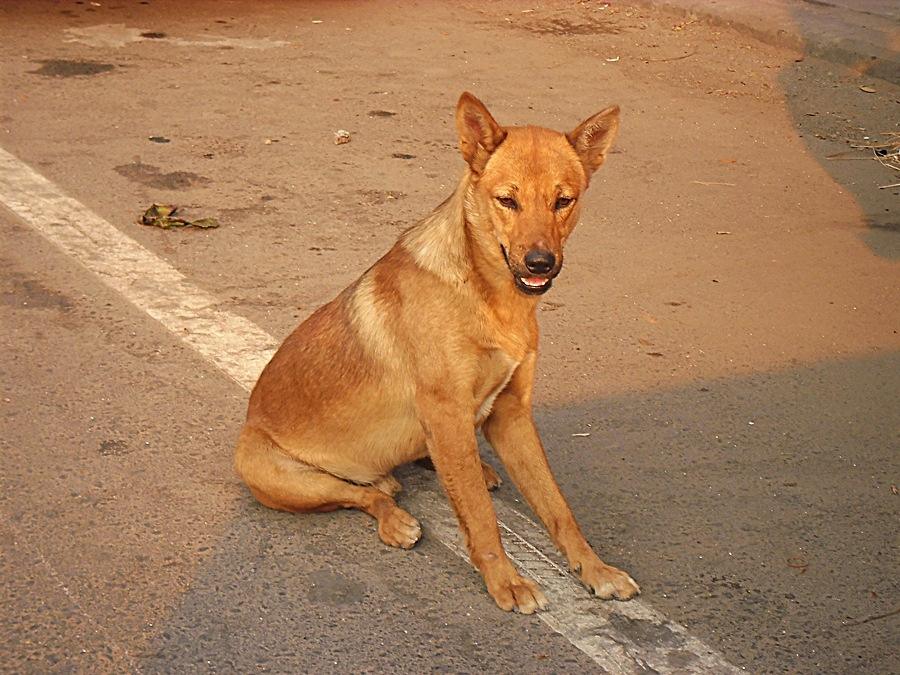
[144,351,899,674]
[779,4,899,259]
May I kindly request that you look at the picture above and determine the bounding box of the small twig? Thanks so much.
[849,141,899,150]
[827,147,900,172]
[878,182,900,189]
[843,607,900,627]
[642,50,698,63]
[692,180,736,187]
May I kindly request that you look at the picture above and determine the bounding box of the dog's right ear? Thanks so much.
[456,92,507,174]
[567,105,620,176]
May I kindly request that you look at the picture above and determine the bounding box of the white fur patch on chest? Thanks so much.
[476,355,520,424]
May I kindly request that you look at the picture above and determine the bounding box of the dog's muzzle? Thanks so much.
[500,245,556,296]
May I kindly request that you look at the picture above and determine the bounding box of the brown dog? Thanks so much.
[235,92,639,613]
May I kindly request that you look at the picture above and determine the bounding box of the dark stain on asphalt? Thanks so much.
[1,272,73,311]
[114,162,210,190]
[866,219,899,232]
[30,60,115,77]
[307,569,366,605]
[606,615,684,650]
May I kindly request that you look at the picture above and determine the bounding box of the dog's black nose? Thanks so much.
[524,249,555,275]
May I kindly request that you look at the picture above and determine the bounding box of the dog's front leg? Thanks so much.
[483,354,640,601]
[417,390,547,614]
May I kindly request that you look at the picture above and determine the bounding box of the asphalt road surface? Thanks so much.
[1,1,898,673]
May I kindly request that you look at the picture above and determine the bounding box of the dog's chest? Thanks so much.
[474,350,520,424]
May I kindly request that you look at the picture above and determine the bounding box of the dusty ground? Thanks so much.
[1,1,897,673]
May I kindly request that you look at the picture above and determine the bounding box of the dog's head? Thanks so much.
[456,92,619,296]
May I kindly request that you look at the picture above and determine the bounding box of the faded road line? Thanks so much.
[0,146,741,674]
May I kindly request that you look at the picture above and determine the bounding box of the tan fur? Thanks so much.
[235,92,639,613]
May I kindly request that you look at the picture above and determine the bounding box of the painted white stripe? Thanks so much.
[0,148,275,391]
[0,146,740,674]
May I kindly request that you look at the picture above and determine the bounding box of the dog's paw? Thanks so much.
[481,461,502,491]
[575,558,640,600]
[376,506,421,550]
[486,571,548,614]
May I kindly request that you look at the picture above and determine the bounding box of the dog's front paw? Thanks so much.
[575,557,640,600]
[376,506,422,550]
[485,570,548,614]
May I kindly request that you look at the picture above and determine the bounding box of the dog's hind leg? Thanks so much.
[235,427,421,549]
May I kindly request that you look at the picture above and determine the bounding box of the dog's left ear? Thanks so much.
[456,92,507,174]
[567,105,620,176]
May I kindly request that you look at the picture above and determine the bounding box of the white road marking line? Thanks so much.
[0,146,741,674]
[0,148,274,391]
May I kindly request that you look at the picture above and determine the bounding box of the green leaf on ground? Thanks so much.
[140,204,219,229]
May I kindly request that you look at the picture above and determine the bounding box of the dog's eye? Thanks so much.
[554,196,574,210]
[496,196,518,210]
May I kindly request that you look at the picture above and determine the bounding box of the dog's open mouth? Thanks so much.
[514,274,553,295]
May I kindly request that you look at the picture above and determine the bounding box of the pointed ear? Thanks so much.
[455,92,507,174]
[567,105,620,175]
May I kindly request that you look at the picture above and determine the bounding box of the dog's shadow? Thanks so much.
[139,460,581,672]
